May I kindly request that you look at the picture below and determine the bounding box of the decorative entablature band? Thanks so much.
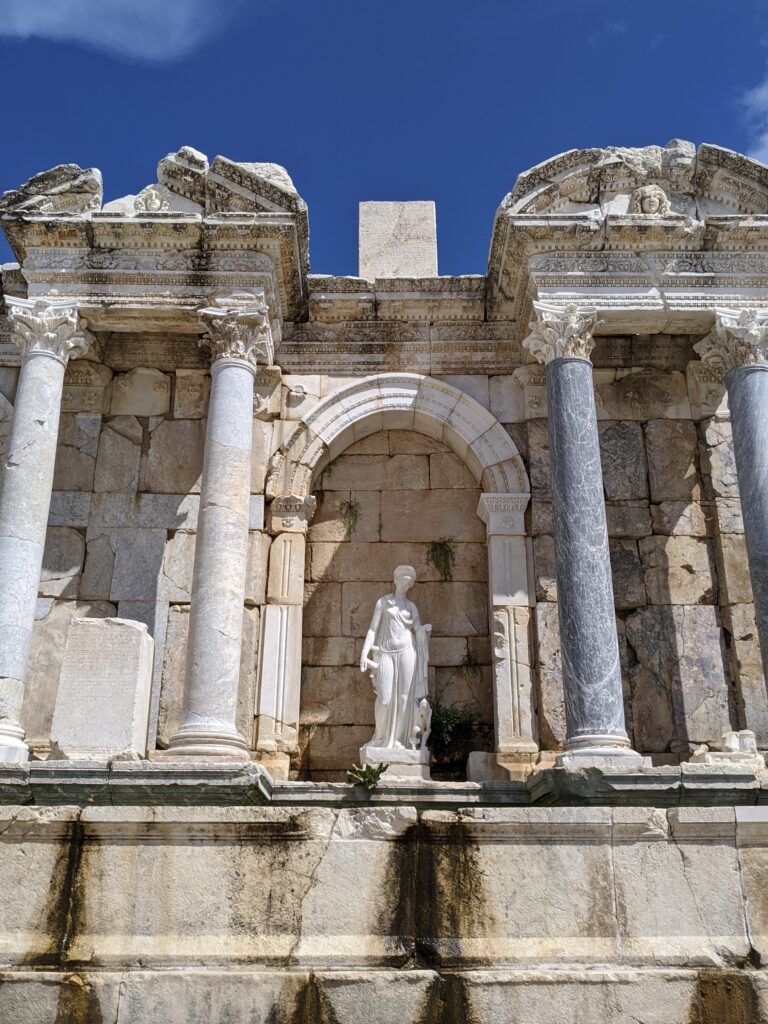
[476,493,530,537]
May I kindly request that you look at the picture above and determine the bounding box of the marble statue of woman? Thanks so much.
[359,565,432,765]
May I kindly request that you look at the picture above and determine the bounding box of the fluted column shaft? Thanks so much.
[169,296,273,758]
[0,300,90,762]
[525,303,642,766]
[696,309,768,684]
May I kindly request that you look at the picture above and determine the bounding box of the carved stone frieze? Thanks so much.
[694,308,768,372]
[268,495,317,535]
[6,298,93,365]
[199,293,274,369]
[523,302,601,365]
[477,493,530,536]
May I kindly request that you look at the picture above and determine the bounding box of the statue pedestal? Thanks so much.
[360,745,431,780]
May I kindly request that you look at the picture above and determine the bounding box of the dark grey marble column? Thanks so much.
[525,303,643,767]
[696,310,768,685]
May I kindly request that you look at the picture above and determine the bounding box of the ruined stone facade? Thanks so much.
[2,141,768,1021]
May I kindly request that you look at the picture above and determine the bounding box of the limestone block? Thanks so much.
[533,602,566,749]
[341,581,488,637]
[0,367,18,403]
[110,528,166,602]
[612,807,748,965]
[110,367,170,416]
[625,605,731,752]
[308,541,487,584]
[80,532,116,601]
[320,454,429,491]
[435,375,490,410]
[308,490,381,543]
[245,531,271,605]
[140,418,205,494]
[23,599,116,747]
[39,527,85,598]
[645,419,701,502]
[53,413,100,491]
[237,605,259,747]
[282,374,321,420]
[388,431,446,454]
[526,419,550,500]
[301,666,375,727]
[609,539,646,609]
[250,419,273,493]
[489,374,525,423]
[533,535,556,602]
[717,533,753,604]
[650,501,708,536]
[156,604,188,748]
[302,636,357,666]
[116,599,170,744]
[359,200,437,279]
[435,663,494,723]
[174,369,210,418]
[426,635,489,667]
[253,366,282,421]
[723,603,768,744]
[308,723,373,771]
[61,359,112,413]
[606,502,652,538]
[428,451,477,488]
[267,533,306,605]
[595,369,691,420]
[160,531,195,602]
[714,496,744,534]
[303,582,342,637]
[88,493,198,530]
[93,415,142,492]
[381,489,485,543]
[598,421,648,500]
[701,419,739,497]
[639,535,716,605]
[50,617,153,758]
[48,491,92,527]
[512,365,547,420]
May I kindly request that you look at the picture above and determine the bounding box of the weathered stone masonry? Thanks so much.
[3,141,768,1021]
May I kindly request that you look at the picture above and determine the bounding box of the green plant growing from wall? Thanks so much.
[428,693,478,754]
[427,537,456,582]
[338,498,361,536]
[347,762,389,790]
[461,645,482,680]
[316,458,338,489]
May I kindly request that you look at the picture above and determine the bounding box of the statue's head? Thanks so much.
[628,183,670,216]
[393,564,416,591]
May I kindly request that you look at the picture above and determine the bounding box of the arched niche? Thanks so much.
[257,374,537,778]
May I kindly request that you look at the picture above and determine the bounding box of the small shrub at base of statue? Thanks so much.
[347,762,390,790]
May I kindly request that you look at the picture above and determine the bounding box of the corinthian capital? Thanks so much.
[523,302,602,366]
[7,298,92,365]
[199,291,274,370]
[694,308,768,373]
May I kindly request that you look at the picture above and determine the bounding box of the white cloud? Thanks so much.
[741,76,768,165]
[0,0,248,63]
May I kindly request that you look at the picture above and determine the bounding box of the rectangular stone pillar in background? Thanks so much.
[358,201,438,279]
[50,617,154,759]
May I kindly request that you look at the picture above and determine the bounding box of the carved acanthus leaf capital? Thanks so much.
[477,492,530,536]
[6,298,93,365]
[199,291,274,370]
[694,308,768,373]
[523,302,602,366]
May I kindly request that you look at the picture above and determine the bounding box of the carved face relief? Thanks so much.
[628,183,671,216]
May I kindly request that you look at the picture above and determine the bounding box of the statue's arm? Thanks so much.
[360,600,383,672]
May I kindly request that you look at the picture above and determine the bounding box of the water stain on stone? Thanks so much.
[693,969,761,1024]
[380,823,418,965]
[53,972,103,1024]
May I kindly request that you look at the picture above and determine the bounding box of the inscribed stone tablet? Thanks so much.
[50,617,154,758]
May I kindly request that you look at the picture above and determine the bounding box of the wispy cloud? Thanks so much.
[741,74,768,165]
[0,0,248,63]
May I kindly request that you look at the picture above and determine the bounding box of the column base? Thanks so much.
[165,724,250,761]
[0,721,30,764]
[557,734,648,769]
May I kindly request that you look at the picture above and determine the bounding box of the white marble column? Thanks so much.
[0,299,91,762]
[169,296,273,758]
[696,309,768,687]
[525,302,643,767]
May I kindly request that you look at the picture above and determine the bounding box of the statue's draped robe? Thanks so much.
[369,596,428,749]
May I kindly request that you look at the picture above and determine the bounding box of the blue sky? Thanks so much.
[2,0,768,276]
